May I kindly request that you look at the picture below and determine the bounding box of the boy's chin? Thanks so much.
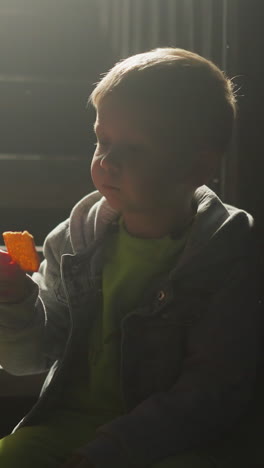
[100,189,122,211]
[106,199,122,211]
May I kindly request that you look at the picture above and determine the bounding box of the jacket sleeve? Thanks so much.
[76,262,263,468]
[0,220,71,376]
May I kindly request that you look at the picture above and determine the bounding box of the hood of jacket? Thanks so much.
[68,185,254,273]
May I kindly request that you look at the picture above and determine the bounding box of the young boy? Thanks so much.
[0,48,262,468]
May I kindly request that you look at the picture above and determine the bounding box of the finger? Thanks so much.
[0,259,22,276]
[0,250,13,265]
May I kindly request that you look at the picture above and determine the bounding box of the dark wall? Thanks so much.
[236,0,264,267]
[0,0,263,251]
[0,1,112,244]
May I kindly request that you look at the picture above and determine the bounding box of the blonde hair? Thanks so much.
[89,48,237,156]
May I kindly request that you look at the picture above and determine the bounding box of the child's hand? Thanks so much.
[61,454,94,467]
[0,250,30,303]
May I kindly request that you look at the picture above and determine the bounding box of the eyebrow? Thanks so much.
[92,123,146,151]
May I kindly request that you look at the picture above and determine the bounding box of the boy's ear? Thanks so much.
[189,151,221,187]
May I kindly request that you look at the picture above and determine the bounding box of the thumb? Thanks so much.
[0,250,14,265]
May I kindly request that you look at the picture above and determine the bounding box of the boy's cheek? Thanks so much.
[90,159,101,188]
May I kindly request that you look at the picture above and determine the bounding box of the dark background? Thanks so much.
[0,0,263,266]
[0,0,263,438]
[236,0,264,268]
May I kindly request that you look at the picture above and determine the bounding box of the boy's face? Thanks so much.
[91,96,194,215]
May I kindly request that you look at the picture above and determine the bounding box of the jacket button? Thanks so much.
[157,290,166,301]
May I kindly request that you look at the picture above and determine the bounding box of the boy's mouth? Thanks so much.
[102,184,120,191]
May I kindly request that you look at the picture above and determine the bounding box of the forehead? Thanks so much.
[95,95,171,143]
[95,95,197,172]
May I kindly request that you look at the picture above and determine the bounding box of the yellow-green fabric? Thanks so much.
[102,218,188,337]
[59,218,188,418]
[86,218,189,417]
[0,219,189,467]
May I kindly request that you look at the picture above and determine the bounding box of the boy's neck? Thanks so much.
[122,199,196,239]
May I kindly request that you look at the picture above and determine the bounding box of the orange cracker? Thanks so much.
[3,231,40,272]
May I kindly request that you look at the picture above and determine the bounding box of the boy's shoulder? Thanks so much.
[181,186,254,264]
[44,190,118,256]
[69,190,118,252]
[172,186,257,298]
[43,218,73,261]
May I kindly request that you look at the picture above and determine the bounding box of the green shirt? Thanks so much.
[61,218,189,421]
[78,218,188,419]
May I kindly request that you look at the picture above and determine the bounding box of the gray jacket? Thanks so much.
[0,185,262,468]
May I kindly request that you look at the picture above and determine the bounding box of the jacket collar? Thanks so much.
[69,185,253,275]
